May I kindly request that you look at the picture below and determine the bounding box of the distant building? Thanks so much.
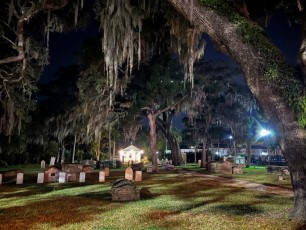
[118,145,143,163]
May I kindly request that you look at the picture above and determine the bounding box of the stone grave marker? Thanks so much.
[0,174,2,185]
[41,160,46,169]
[198,160,201,166]
[16,173,24,184]
[99,171,105,182]
[146,165,153,173]
[44,166,60,182]
[37,173,44,183]
[49,156,55,166]
[79,172,86,183]
[59,172,66,183]
[221,161,233,174]
[135,171,142,181]
[111,178,140,201]
[232,165,243,174]
[125,167,133,180]
[104,167,110,177]
[278,175,284,180]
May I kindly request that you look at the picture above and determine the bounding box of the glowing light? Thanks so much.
[260,129,271,137]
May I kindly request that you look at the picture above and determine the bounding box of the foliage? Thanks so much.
[199,0,306,127]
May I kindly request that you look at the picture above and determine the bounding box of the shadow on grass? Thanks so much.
[211,204,263,216]
[0,194,116,229]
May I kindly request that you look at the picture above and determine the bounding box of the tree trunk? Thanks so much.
[168,135,180,165]
[168,0,306,219]
[156,114,180,166]
[246,137,251,168]
[72,134,77,163]
[201,138,207,168]
[148,113,158,172]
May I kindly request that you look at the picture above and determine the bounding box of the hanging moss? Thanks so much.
[200,0,306,127]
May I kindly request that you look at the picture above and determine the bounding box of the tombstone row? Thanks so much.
[0,166,143,185]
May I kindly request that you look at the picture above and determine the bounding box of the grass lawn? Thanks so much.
[0,164,304,230]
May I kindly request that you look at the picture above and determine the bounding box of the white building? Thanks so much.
[118,145,143,163]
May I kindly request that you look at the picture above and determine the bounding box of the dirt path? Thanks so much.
[177,170,294,197]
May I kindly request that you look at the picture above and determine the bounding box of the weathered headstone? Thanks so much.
[146,165,153,173]
[16,173,24,184]
[104,167,110,177]
[0,174,2,185]
[278,175,284,180]
[59,172,66,183]
[79,172,86,183]
[221,161,233,174]
[49,156,56,166]
[41,160,46,168]
[82,165,94,173]
[44,166,61,182]
[135,171,142,181]
[283,168,290,176]
[232,165,243,174]
[125,167,133,180]
[37,172,44,183]
[111,178,140,201]
[198,160,201,166]
[207,162,222,174]
[99,171,105,182]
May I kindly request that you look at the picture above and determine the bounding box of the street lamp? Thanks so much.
[259,129,271,137]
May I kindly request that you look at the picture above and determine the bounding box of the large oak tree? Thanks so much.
[167,0,306,219]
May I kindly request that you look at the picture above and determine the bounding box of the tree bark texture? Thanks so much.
[156,114,180,166]
[148,113,159,172]
[201,138,207,168]
[168,0,306,219]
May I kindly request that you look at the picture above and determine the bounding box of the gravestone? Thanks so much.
[59,172,66,183]
[37,173,44,183]
[44,166,61,182]
[232,165,243,174]
[111,178,140,201]
[125,167,133,180]
[99,171,105,182]
[146,165,153,173]
[41,160,46,169]
[104,167,110,177]
[279,175,284,180]
[221,161,233,174]
[198,160,201,166]
[0,174,2,185]
[49,156,56,166]
[79,172,86,183]
[82,165,94,173]
[62,163,83,182]
[16,173,24,184]
[135,171,142,181]
[283,168,290,176]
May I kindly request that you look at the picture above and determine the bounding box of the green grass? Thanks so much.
[178,164,292,189]
[0,165,304,230]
